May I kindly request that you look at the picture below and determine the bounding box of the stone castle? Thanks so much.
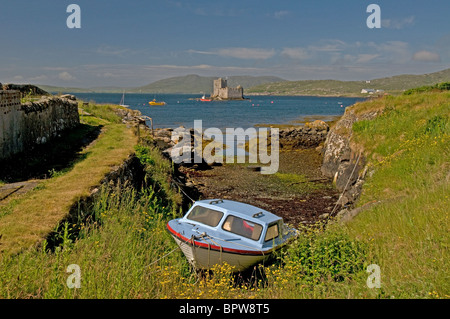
[211,78,244,100]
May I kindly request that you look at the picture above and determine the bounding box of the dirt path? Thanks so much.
[177,148,341,227]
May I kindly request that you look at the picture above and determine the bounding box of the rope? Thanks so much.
[173,177,196,203]
[146,246,180,268]
[329,151,362,218]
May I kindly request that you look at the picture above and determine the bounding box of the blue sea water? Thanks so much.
[72,93,365,129]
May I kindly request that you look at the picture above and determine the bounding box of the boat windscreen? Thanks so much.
[222,215,263,241]
[186,205,224,227]
[264,223,279,242]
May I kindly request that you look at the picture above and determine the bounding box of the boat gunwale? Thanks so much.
[166,221,273,256]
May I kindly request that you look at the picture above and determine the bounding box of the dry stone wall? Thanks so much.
[0,91,80,160]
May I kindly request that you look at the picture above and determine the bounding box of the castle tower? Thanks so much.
[213,78,227,97]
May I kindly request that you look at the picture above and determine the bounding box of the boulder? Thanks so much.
[305,120,329,132]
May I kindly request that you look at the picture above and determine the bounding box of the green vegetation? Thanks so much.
[79,102,123,124]
[247,68,450,96]
[0,103,137,255]
[38,75,286,94]
[347,90,449,298]
[403,81,450,95]
[0,142,369,298]
[0,88,448,299]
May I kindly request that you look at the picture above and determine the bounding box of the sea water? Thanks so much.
[72,93,364,129]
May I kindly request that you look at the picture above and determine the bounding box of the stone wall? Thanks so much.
[0,91,80,160]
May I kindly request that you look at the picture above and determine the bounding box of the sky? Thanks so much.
[1,0,449,88]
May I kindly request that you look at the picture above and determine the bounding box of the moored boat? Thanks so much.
[167,199,299,272]
[119,92,129,108]
[149,99,166,106]
[200,94,212,102]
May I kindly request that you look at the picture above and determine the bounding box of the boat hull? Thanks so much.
[171,235,270,272]
[149,101,166,106]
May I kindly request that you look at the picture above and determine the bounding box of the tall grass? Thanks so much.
[2,91,447,299]
[347,91,449,298]
[0,140,372,299]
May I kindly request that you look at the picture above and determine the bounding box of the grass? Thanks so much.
[0,103,138,256]
[345,90,450,298]
[246,69,450,96]
[0,135,371,298]
[0,89,448,299]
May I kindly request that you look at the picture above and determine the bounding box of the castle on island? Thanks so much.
[211,78,244,100]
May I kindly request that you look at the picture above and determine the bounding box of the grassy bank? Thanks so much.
[0,103,138,256]
[346,90,449,298]
[0,90,448,299]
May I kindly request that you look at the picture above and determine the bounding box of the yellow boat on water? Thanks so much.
[149,99,166,106]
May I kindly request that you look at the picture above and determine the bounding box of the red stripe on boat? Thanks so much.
[167,222,266,256]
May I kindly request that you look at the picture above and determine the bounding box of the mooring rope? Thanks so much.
[146,246,180,268]
[173,176,196,203]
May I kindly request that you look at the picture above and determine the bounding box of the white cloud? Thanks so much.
[58,71,75,81]
[368,41,411,62]
[28,75,48,82]
[144,64,262,72]
[12,75,24,81]
[355,54,380,63]
[216,48,276,60]
[381,16,415,29]
[281,47,309,60]
[189,47,276,60]
[273,10,290,19]
[308,40,346,52]
[412,50,441,62]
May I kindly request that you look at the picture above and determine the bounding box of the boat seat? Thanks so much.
[223,220,232,231]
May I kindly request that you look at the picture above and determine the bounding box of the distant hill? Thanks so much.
[36,85,128,94]
[131,74,286,94]
[34,68,450,96]
[36,75,285,94]
[246,68,450,96]
[2,83,49,96]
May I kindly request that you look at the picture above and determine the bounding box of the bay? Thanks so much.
[72,93,365,129]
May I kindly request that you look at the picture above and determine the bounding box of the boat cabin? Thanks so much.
[180,199,285,249]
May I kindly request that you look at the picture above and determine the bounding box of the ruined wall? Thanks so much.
[0,91,80,160]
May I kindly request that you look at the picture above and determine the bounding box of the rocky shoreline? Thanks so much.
[117,105,374,226]
[146,120,350,226]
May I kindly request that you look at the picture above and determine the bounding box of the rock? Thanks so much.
[320,107,382,209]
[279,124,329,149]
[319,213,330,219]
[60,94,76,101]
[305,120,329,132]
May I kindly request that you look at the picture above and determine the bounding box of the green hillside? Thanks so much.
[36,75,285,94]
[131,74,286,94]
[36,85,130,94]
[247,68,450,96]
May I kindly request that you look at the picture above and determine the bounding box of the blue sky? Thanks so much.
[1,0,449,87]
